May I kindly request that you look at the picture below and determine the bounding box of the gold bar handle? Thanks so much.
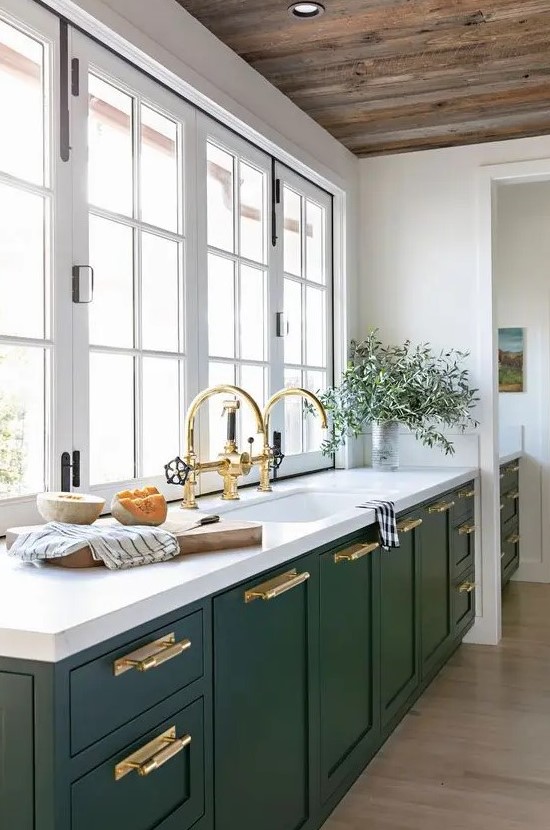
[428,501,455,514]
[113,634,191,677]
[244,569,310,603]
[458,523,476,536]
[506,532,520,544]
[115,727,191,781]
[396,517,423,533]
[458,488,475,499]
[458,581,476,593]
[334,541,379,563]
[507,491,520,501]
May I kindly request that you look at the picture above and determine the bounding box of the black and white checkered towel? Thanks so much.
[358,500,400,550]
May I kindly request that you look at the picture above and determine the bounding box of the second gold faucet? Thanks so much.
[165,384,328,509]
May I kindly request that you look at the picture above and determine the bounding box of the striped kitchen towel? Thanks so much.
[358,500,400,550]
[8,521,179,570]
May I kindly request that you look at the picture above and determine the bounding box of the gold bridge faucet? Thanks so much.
[165,384,328,509]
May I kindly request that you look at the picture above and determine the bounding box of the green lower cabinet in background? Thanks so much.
[420,499,453,679]
[379,513,421,732]
[213,554,318,830]
[0,673,34,830]
[319,532,380,801]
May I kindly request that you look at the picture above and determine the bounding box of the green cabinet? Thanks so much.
[420,498,453,679]
[379,513,421,732]
[0,673,34,830]
[319,531,380,800]
[213,557,317,830]
[0,478,477,830]
[500,459,520,588]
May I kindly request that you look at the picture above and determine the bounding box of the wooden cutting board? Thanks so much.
[6,514,263,569]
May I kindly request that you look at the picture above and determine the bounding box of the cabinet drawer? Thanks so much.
[71,610,203,754]
[501,522,520,572]
[500,460,519,496]
[451,481,475,524]
[71,697,204,830]
[500,485,519,525]
[452,518,476,576]
[452,572,476,638]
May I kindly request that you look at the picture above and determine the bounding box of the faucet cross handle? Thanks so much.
[164,456,192,486]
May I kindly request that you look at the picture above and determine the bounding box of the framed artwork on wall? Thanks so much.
[498,327,524,393]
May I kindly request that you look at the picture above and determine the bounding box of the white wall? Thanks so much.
[360,134,550,643]
[496,181,550,582]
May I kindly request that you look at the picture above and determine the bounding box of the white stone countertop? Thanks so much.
[0,466,478,663]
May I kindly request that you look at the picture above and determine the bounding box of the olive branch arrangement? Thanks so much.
[314,331,479,456]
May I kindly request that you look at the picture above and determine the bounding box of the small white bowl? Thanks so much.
[37,492,106,525]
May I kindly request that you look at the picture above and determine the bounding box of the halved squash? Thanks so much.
[111,486,168,526]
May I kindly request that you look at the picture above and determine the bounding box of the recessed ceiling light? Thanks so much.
[288,2,325,19]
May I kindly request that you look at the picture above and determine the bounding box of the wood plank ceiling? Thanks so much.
[175,0,550,156]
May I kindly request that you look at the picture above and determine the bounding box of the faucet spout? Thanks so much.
[175,384,265,509]
[258,387,328,492]
[185,384,265,456]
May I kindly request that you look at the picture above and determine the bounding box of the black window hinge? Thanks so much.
[71,58,80,96]
[61,450,80,491]
[271,158,281,247]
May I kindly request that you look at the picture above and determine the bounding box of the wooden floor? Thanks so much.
[323,582,550,830]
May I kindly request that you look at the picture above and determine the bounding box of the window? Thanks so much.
[0,3,333,531]
[280,167,332,461]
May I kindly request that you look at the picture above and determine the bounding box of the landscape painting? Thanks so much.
[498,327,524,392]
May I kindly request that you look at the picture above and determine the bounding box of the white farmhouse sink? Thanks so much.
[218,489,365,524]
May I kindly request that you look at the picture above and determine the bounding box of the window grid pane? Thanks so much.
[0,19,51,502]
[206,139,269,459]
[86,71,187,485]
[283,185,330,456]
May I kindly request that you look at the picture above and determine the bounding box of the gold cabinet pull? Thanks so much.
[428,501,455,514]
[458,581,476,593]
[458,488,475,499]
[396,517,423,533]
[507,491,519,501]
[113,634,191,677]
[334,541,379,563]
[115,726,191,781]
[244,569,310,603]
[506,532,520,544]
[458,523,476,536]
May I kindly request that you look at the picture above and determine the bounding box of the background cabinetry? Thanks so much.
[500,459,520,587]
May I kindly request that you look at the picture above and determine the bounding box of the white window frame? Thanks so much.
[69,31,199,505]
[274,162,334,478]
[0,0,73,533]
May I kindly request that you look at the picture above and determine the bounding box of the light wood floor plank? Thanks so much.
[323,582,550,830]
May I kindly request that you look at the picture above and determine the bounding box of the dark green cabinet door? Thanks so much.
[420,501,452,678]
[380,516,421,732]
[214,556,317,830]
[0,673,34,830]
[319,535,380,801]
